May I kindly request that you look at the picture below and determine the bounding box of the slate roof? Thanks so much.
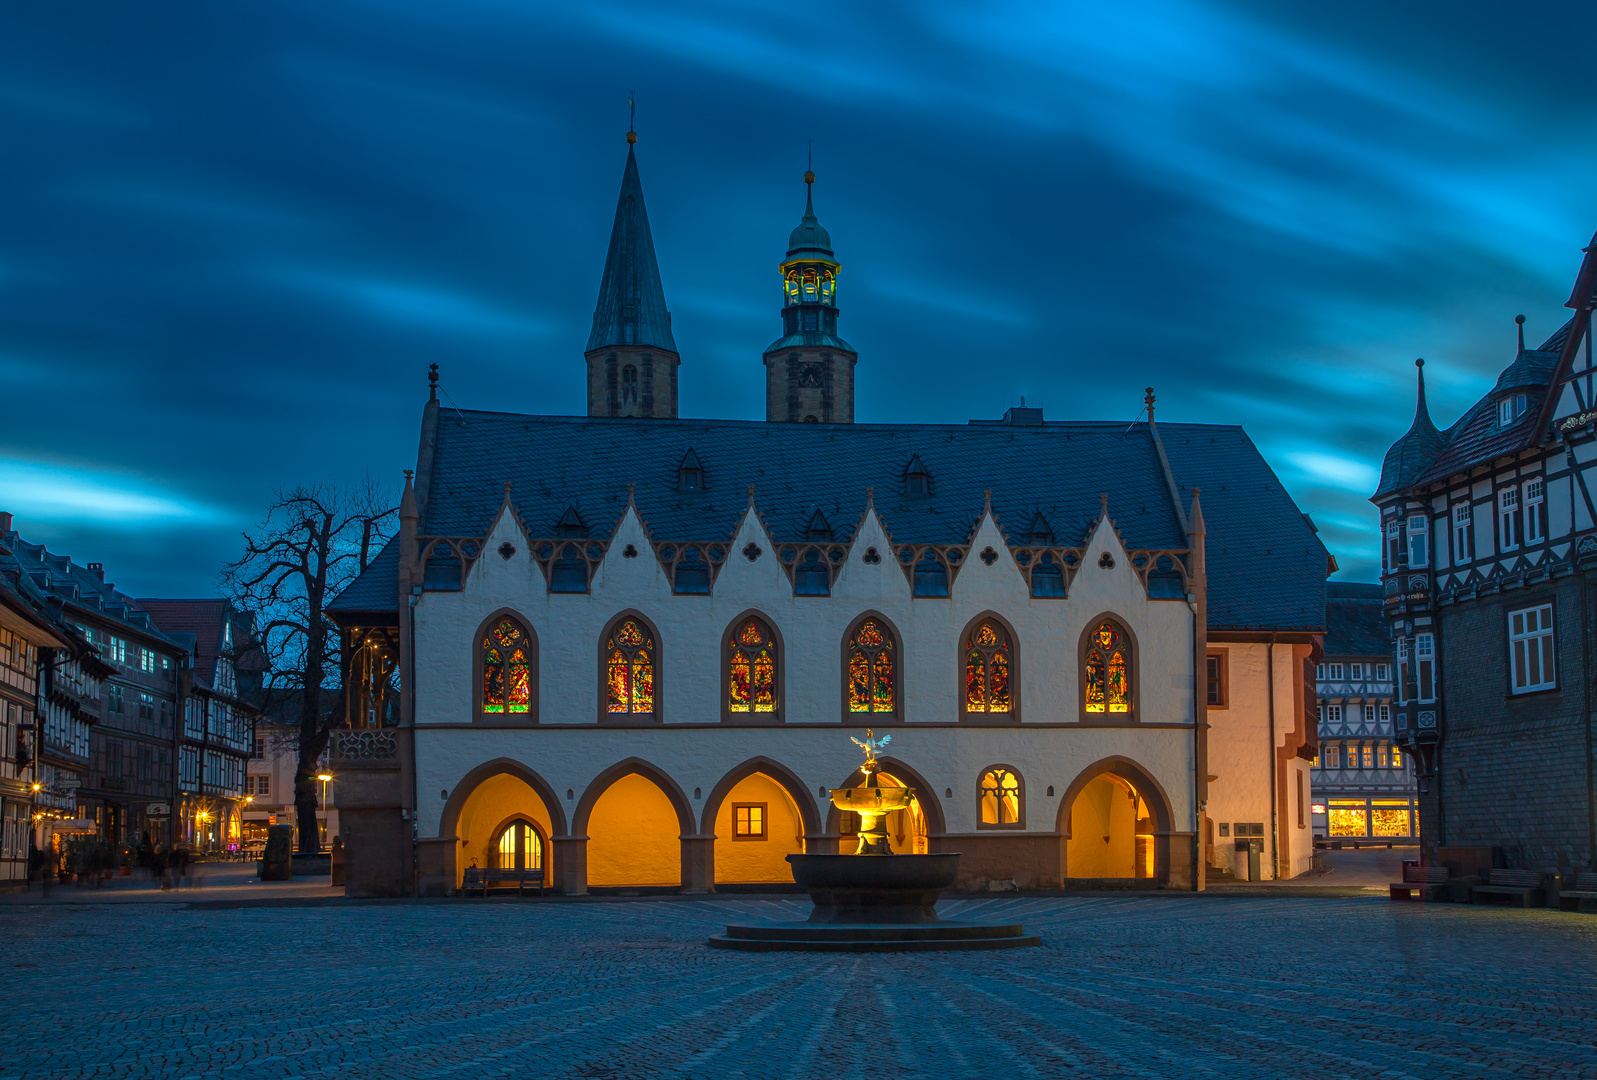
[1375,362,1446,497]
[1324,582,1388,657]
[585,145,676,354]
[0,526,183,648]
[137,600,235,687]
[326,538,401,615]
[332,412,1329,634]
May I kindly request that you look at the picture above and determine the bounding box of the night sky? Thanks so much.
[4,2,1594,597]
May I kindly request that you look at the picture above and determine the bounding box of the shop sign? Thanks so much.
[49,819,96,834]
[146,803,170,816]
[57,777,81,790]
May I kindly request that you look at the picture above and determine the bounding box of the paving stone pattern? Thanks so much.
[7,893,1597,1079]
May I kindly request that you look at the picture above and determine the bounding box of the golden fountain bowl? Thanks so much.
[829,786,915,813]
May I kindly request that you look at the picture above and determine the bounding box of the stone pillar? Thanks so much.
[681,835,715,894]
[552,835,587,896]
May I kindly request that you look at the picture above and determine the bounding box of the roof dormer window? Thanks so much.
[1498,394,1527,426]
[677,448,705,492]
[903,454,931,498]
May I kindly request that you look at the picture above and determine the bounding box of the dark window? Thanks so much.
[1207,654,1226,707]
[795,551,830,596]
[621,365,639,407]
[1030,553,1066,598]
[913,554,948,597]
[674,548,710,594]
[549,545,588,593]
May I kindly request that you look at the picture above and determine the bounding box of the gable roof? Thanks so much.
[136,599,231,685]
[1323,581,1388,657]
[586,144,676,354]
[332,410,1327,634]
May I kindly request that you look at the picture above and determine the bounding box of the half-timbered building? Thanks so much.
[1374,232,1597,871]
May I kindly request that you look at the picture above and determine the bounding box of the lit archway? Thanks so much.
[575,759,694,889]
[1057,757,1173,885]
[441,761,563,889]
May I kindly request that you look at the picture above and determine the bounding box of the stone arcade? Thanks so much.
[325,130,1330,897]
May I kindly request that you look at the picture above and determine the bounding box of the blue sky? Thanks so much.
[2,1,1594,596]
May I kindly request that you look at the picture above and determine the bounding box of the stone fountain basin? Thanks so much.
[786,853,960,924]
[830,786,915,813]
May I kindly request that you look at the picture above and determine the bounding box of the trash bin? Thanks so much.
[1234,838,1263,882]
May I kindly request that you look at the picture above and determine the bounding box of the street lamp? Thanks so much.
[316,773,333,851]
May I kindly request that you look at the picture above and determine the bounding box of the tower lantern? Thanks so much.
[763,167,857,423]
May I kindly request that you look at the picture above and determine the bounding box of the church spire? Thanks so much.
[763,158,858,424]
[585,121,680,419]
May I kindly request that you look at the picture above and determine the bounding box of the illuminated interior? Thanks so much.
[452,772,554,886]
[481,618,531,714]
[586,772,681,887]
[1067,773,1154,878]
[1327,799,1368,837]
[727,619,777,714]
[979,767,1021,825]
[964,621,1012,714]
[712,772,803,883]
[606,618,655,715]
[847,618,894,713]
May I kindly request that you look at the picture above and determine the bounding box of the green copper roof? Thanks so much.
[786,186,834,260]
[587,145,676,353]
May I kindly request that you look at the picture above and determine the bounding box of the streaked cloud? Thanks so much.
[0,458,234,527]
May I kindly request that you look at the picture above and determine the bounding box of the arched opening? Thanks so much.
[1059,759,1173,885]
[450,770,558,889]
[1079,614,1136,722]
[842,612,900,720]
[577,762,693,889]
[723,613,782,722]
[598,612,660,722]
[960,613,1019,721]
[472,611,537,723]
[491,818,545,871]
[709,773,805,884]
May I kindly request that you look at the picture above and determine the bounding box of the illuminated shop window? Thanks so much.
[978,767,1021,826]
[481,618,532,715]
[964,621,1012,716]
[727,618,779,716]
[1327,800,1368,837]
[606,618,656,715]
[1371,801,1411,837]
[1083,620,1130,716]
[733,803,766,839]
[846,618,895,715]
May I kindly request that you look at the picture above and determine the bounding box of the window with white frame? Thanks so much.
[1349,663,1363,680]
[1316,664,1325,680]
[1415,634,1436,702]
[1328,663,1344,680]
[1379,704,1390,725]
[1453,503,1472,563]
[1524,478,1545,544]
[1499,487,1521,551]
[1385,519,1401,570]
[1498,393,1528,426]
[1407,516,1428,567]
[1509,605,1555,693]
[1326,745,1341,769]
[1327,704,1344,723]
[1396,640,1410,705]
[1375,663,1389,681]
[1364,704,1375,722]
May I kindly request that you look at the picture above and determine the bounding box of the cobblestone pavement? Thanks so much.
[7,892,1597,1080]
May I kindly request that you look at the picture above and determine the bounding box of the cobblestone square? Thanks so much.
[7,892,1597,1079]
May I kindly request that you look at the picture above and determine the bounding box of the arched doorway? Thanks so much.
[576,761,693,889]
[825,758,945,856]
[491,819,545,872]
[1059,758,1173,885]
[701,758,819,886]
[448,768,560,889]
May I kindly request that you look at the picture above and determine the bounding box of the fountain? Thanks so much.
[708,732,1041,951]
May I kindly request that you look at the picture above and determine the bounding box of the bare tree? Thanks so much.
[221,479,395,853]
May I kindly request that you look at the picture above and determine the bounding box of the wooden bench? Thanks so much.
[461,867,544,896]
[1558,872,1597,913]
[1389,864,1449,902]
[1470,869,1544,908]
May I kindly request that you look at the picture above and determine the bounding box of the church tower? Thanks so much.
[763,169,856,423]
[585,128,679,419]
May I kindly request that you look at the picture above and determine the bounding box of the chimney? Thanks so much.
[1002,404,1044,427]
[87,563,106,581]
[0,511,11,533]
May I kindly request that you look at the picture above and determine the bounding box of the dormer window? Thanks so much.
[804,510,833,541]
[1498,394,1528,426]
[903,454,931,498]
[677,449,705,492]
[554,506,588,539]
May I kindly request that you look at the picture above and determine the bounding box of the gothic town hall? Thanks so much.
[324,132,1332,897]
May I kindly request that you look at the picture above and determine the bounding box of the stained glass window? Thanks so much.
[606,618,655,715]
[728,618,778,715]
[979,767,1021,825]
[847,618,895,714]
[964,620,1012,715]
[481,618,532,716]
[494,821,542,870]
[1084,620,1131,715]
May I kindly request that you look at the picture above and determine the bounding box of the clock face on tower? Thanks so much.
[798,362,825,388]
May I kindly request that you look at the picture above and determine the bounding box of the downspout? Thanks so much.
[1267,632,1278,879]
[397,471,420,897]
[1584,574,1595,868]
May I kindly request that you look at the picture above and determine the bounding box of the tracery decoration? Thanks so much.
[777,543,849,594]
[605,617,656,716]
[979,767,1021,826]
[727,617,779,717]
[1084,619,1132,716]
[493,820,543,871]
[893,544,967,593]
[653,542,728,594]
[846,618,895,715]
[963,619,1013,716]
[480,618,532,716]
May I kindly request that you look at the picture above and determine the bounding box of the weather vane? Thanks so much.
[850,728,890,770]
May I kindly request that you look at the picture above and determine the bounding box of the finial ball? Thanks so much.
[626,130,637,145]
[803,170,815,185]
[1415,357,1424,368]
[1515,313,1526,325]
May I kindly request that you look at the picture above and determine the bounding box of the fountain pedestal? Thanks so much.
[707,732,1040,952]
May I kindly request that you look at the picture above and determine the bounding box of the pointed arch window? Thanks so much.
[493,821,543,871]
[605,617,656,717]
[846,617,896,716]
[480,617,533,719]
[727,617,779,719]
[963,620,1013,718]
[978,767,1023,827]
[1084,619,1133,718]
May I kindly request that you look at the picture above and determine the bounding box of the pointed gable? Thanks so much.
[587,145,676,353]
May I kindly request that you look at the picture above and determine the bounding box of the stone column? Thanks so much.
[681,835,715,894]
[552,835,587,896]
